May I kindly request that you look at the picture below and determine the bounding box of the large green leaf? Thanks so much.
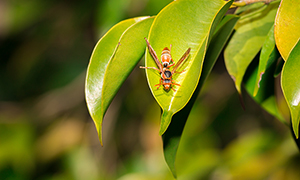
[162,12,237,178]
[253,25,280,97]
[281,39,300,138]
[274,0,300,60]
[224,1,279,94]
[202,15,240,85]
[144,0,233,137]
[85,17,154,145]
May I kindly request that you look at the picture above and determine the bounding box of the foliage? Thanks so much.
[1,0,300,179]
[86,0,300,178]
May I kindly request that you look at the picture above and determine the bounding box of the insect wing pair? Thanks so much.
[140,38,191,91]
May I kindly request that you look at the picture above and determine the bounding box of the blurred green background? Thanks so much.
[0,0,299,179]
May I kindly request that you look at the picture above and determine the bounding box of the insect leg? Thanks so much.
[167,63,175,68]
[139,66,161,72]
[155,79,163,89]
[170,80,181,91]
[173,69,186,74]
[171,80,181,87]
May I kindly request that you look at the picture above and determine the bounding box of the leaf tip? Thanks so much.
[230,75,242,95]
[292,121,299,139]
[159,111,174,136]
[171,171,177,179]
[98,132,103,147]
[159,126,167,136]
[93,118,104,146]
[234,81,242,97]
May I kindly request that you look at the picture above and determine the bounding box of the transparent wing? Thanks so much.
[172,48,191,73]
[145,38,163,71]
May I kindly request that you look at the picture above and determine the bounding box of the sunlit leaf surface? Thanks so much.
[281,39,300,138]
[85,17,154,145]
[149,1,235,177]
[145,0,233,136]
[274,0,300,60]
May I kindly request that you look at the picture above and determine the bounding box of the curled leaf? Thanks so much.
[85,17,154,145]
[281,39,300,138]
[224,1,279,94]
[253,25,280,96]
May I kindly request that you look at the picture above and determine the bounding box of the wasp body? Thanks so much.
[140,38,191,91]
[161,47,174,68]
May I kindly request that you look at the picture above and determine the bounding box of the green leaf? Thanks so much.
[162,12,237,178]
[253,25,280,96]
[244,54,286,125]
[274,0,300,60]
[144,0,233,137]
[224,1,280,94]
[85,16,154,145]
[202,15,240,86]
[234,2,265,15]
[281,39,300,138]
